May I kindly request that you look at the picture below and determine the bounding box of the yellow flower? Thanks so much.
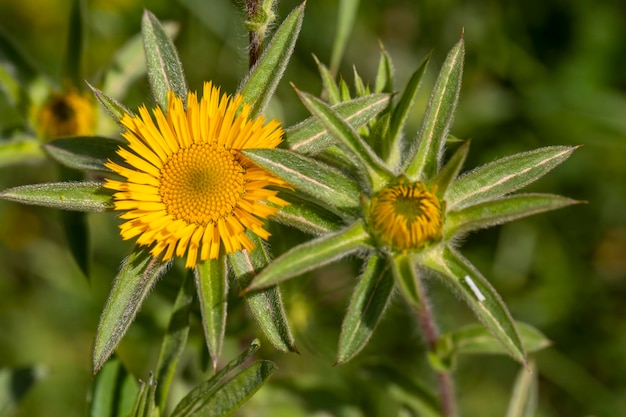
[369,180,443,251]
[105,82,289,268]
[38,90,95,139]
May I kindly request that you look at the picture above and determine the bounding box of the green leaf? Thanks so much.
[129,373,157,417]
[390,253,423,310]
[63,0,85,88]
[0,138,44,167]
[0,181,113,212]
[44,136,123,172]
[243,148,361,215]
[155,272,194,412]
[336,254,394,365]
[103,23,179,101]
[439,322,550,359]
[246,220,372,291]
[229,234,297,353]
[88,82,134,122]
[445,193,580,238]
[404,38,464,181]
[142,10,188,110]
[93,247,171,372]
[374,44,394,94]
[285,93,391,154]
[428,139,470,197]
[186,361,276,417]
[312,55,340,104]
[272,194,344,236]
[446,146,576,210]
[506,361,538,417]
[352,66,368,97]
[171,340,261,417]
[329,0,359,74]
[295,90,392,191]
[195,256,228,370]
[422,245,526,364]
[383,53,430,168]
[0,366,42,417]
[89,358,139,417]
[237,3,304,117]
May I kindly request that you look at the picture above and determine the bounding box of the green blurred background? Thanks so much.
[0,0,625,416]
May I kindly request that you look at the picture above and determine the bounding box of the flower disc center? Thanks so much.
[159,143,245,225]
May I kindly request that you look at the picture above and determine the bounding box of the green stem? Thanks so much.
[392,254,457,417]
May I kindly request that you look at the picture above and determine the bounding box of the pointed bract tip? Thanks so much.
[461,27,465,39]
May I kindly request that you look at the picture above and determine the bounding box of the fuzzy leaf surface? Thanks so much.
[142,10,188,110]
[93,248,171,372]
[422,245,526,364]
[312,55,340,104]
[384,54,430,168]
[229,233,297,353]
[429,139,470,197]
[446,146,576,210]
[243,148,361,214]
[88,83,134,122]
[171,340,261,417]
[0,181,113,212]
[285,93,391,154]
[195,257,228,370]
[237,3,304,117]
[404,38,464,181]
[337,254,394,364]
[296,90,392,191]
[272,195,343,236]
[445,193,579,238]
[246,220,372,291]
[375,45,394,94]
[44,136,123,172]
[186,361,276,417]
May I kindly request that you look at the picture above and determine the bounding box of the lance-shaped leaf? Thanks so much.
[312,55,341,104]
[237,3,304,117]
[296,90,393,191]
[182,361,276,417]
[246,220,373,291]
[390,253,423,310]
[375,44,394,94]
[88,82,134,122]
[142,10,188,110]
[422,245,525,364]
[0,181,113,212]
[337,254,394,365]
[446,146,576,210]
[243,148,361,214]
[383,54,430,168]
[229,233,296,353]
[155,272,194,411]
[445,193,580,238]
[172,340,261,417]
[44,136,123,172]
[438,322,550,360]
[89,358,139,417]
[329,0,359,74]
[404,38,464,181]
[272,194,344,236]
[429,139,470,198]
[195,256,228,371]
[93,247,171,372]
[285,93,391,154]
[506,361,538,417]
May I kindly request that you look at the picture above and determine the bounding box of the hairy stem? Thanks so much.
[415,278,457,417]
[246,0,261,68]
